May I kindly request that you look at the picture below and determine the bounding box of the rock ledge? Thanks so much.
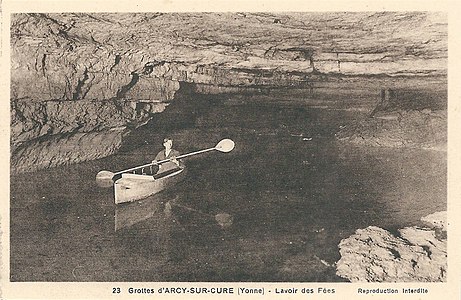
[336,211,447,282]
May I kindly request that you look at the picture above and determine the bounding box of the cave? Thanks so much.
[9,12,447,283]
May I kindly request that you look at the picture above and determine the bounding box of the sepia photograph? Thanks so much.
[2,2,460,299]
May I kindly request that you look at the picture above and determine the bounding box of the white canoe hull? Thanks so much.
[114,168,185,204]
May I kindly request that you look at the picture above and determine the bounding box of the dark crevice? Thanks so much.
[72,68,89,100]
[143,61,167,75]
[116,72,140,99]
[388,248,401,259]
[80,74,94,100]
[58,28,71,40]
[264,46,276,58]
[421,245,432,259]
[37,13,62,27]
[109,54,122,72]
[41,53,47,77]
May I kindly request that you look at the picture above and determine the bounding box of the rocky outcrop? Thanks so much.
[11,99,167,147]
[11,12,447,101]
[421,211,447,230]
[336,211,447,282]
[336,82,447,151]
[335,109,447,151]
[10,12,447,172]
[11,130,125,174]
[10,99,168,174]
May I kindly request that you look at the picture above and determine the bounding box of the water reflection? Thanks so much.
[114,193,178,231]
[114,191,234,232]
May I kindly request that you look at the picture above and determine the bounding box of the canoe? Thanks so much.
[114,168,186,204]
[96,139,234,203]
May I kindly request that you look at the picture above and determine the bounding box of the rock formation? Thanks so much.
[335,109,447,151]
[336,211,447,282]
[10,12,447,173]
[335,83,447,151]
[11,12,447,102]
[10,99,169,173]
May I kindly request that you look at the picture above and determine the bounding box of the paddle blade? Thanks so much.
[96,170,115,188]
[215,139,235,153]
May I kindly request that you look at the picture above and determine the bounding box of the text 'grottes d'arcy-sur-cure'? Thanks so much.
[125,287,335,295]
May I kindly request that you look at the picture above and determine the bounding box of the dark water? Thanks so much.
[10,95,446,282]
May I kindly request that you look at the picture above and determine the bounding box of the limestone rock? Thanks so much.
[421,211,447,231]
[10,12,447,172]
[336,109,447,151]
[336,212,447,282]
[11,130,127,174]
[10,99,167,174]
[11,12,447,101]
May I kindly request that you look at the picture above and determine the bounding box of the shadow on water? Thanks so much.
[10,92,446,282]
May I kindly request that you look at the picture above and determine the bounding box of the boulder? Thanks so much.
[336,212,447,282]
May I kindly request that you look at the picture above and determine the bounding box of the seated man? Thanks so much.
[152,137,183,175]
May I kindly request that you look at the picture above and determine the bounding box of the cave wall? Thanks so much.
[11,12,447,102]
[11,12,447,100]
[10,12,447,173]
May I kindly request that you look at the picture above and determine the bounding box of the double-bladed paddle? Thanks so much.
[96,138,234,187]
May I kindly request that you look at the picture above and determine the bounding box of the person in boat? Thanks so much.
[152,137,183,174]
